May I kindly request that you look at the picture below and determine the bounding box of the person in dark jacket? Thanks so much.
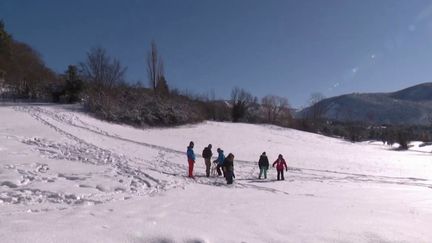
[258,152,269,179]
[272,154,288,180]
[186,141,196,178]
[214,148,225,176]
[223,153,235,184]
[202,144,213,177]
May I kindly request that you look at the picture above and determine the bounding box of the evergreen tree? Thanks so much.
[396,129,409,150]
[0,20,12,57]
[64,65,84,103]
[0,20,12,81]
[155,75,169,96]
[230,87,254,122]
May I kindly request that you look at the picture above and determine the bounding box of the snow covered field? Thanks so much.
[1,103,432,243]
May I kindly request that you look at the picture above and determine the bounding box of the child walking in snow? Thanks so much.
[214,148,225,177]
[187,141,196,178]
[223,153,235,184]
[202,144,213,177]
[258,152,269,179]
[272,154,287,181]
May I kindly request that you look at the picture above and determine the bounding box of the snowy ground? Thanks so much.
[1,103,432,243]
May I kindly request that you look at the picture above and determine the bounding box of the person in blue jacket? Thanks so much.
[213,148,225,176]
[187,141,196,178]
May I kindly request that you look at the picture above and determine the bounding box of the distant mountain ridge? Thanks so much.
[389,83,432,102]
[300,83,432,125]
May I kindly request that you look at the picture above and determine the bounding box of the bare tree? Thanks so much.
[80,47,126,88]
[261,95,292,124]
[261,95,276,122]
[147,41,164,90]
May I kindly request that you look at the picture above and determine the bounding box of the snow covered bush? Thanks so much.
[84,83,205,127]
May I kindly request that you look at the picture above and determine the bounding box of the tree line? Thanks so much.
[1,20,431,149]
[0,20,295,127]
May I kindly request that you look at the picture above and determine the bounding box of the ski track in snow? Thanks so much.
[37,105,432,187]
[0,161,105,208]
[2,105,431,211]
[1,106,169,209]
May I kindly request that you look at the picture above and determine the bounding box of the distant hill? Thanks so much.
[299,83,432,125]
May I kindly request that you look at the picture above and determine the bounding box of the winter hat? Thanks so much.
[278,154,283,158]
[262,152,266,155]
[208,144,212,148]
[189,141,194,147]
[217,148,221,152]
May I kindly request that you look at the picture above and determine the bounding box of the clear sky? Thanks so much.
[2,0,432,107]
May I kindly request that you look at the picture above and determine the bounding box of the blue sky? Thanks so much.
[2,0,432,107]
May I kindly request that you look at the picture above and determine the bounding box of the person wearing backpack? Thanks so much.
[223,153,235,184]
[258,152,269,179]
[214,148,225,176]
[187,141,196,178]
[272,154,288,181]
[202,144,213,177]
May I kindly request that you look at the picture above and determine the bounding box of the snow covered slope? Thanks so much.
[1,103,431,243]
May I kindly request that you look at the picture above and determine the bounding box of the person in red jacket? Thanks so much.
[272,154,288,181]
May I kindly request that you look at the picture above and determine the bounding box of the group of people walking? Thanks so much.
[186,141,288,184]
[187,141,235,184]
[258,152,288,180]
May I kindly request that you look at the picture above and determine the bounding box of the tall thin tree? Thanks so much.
[146,41,164,90]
